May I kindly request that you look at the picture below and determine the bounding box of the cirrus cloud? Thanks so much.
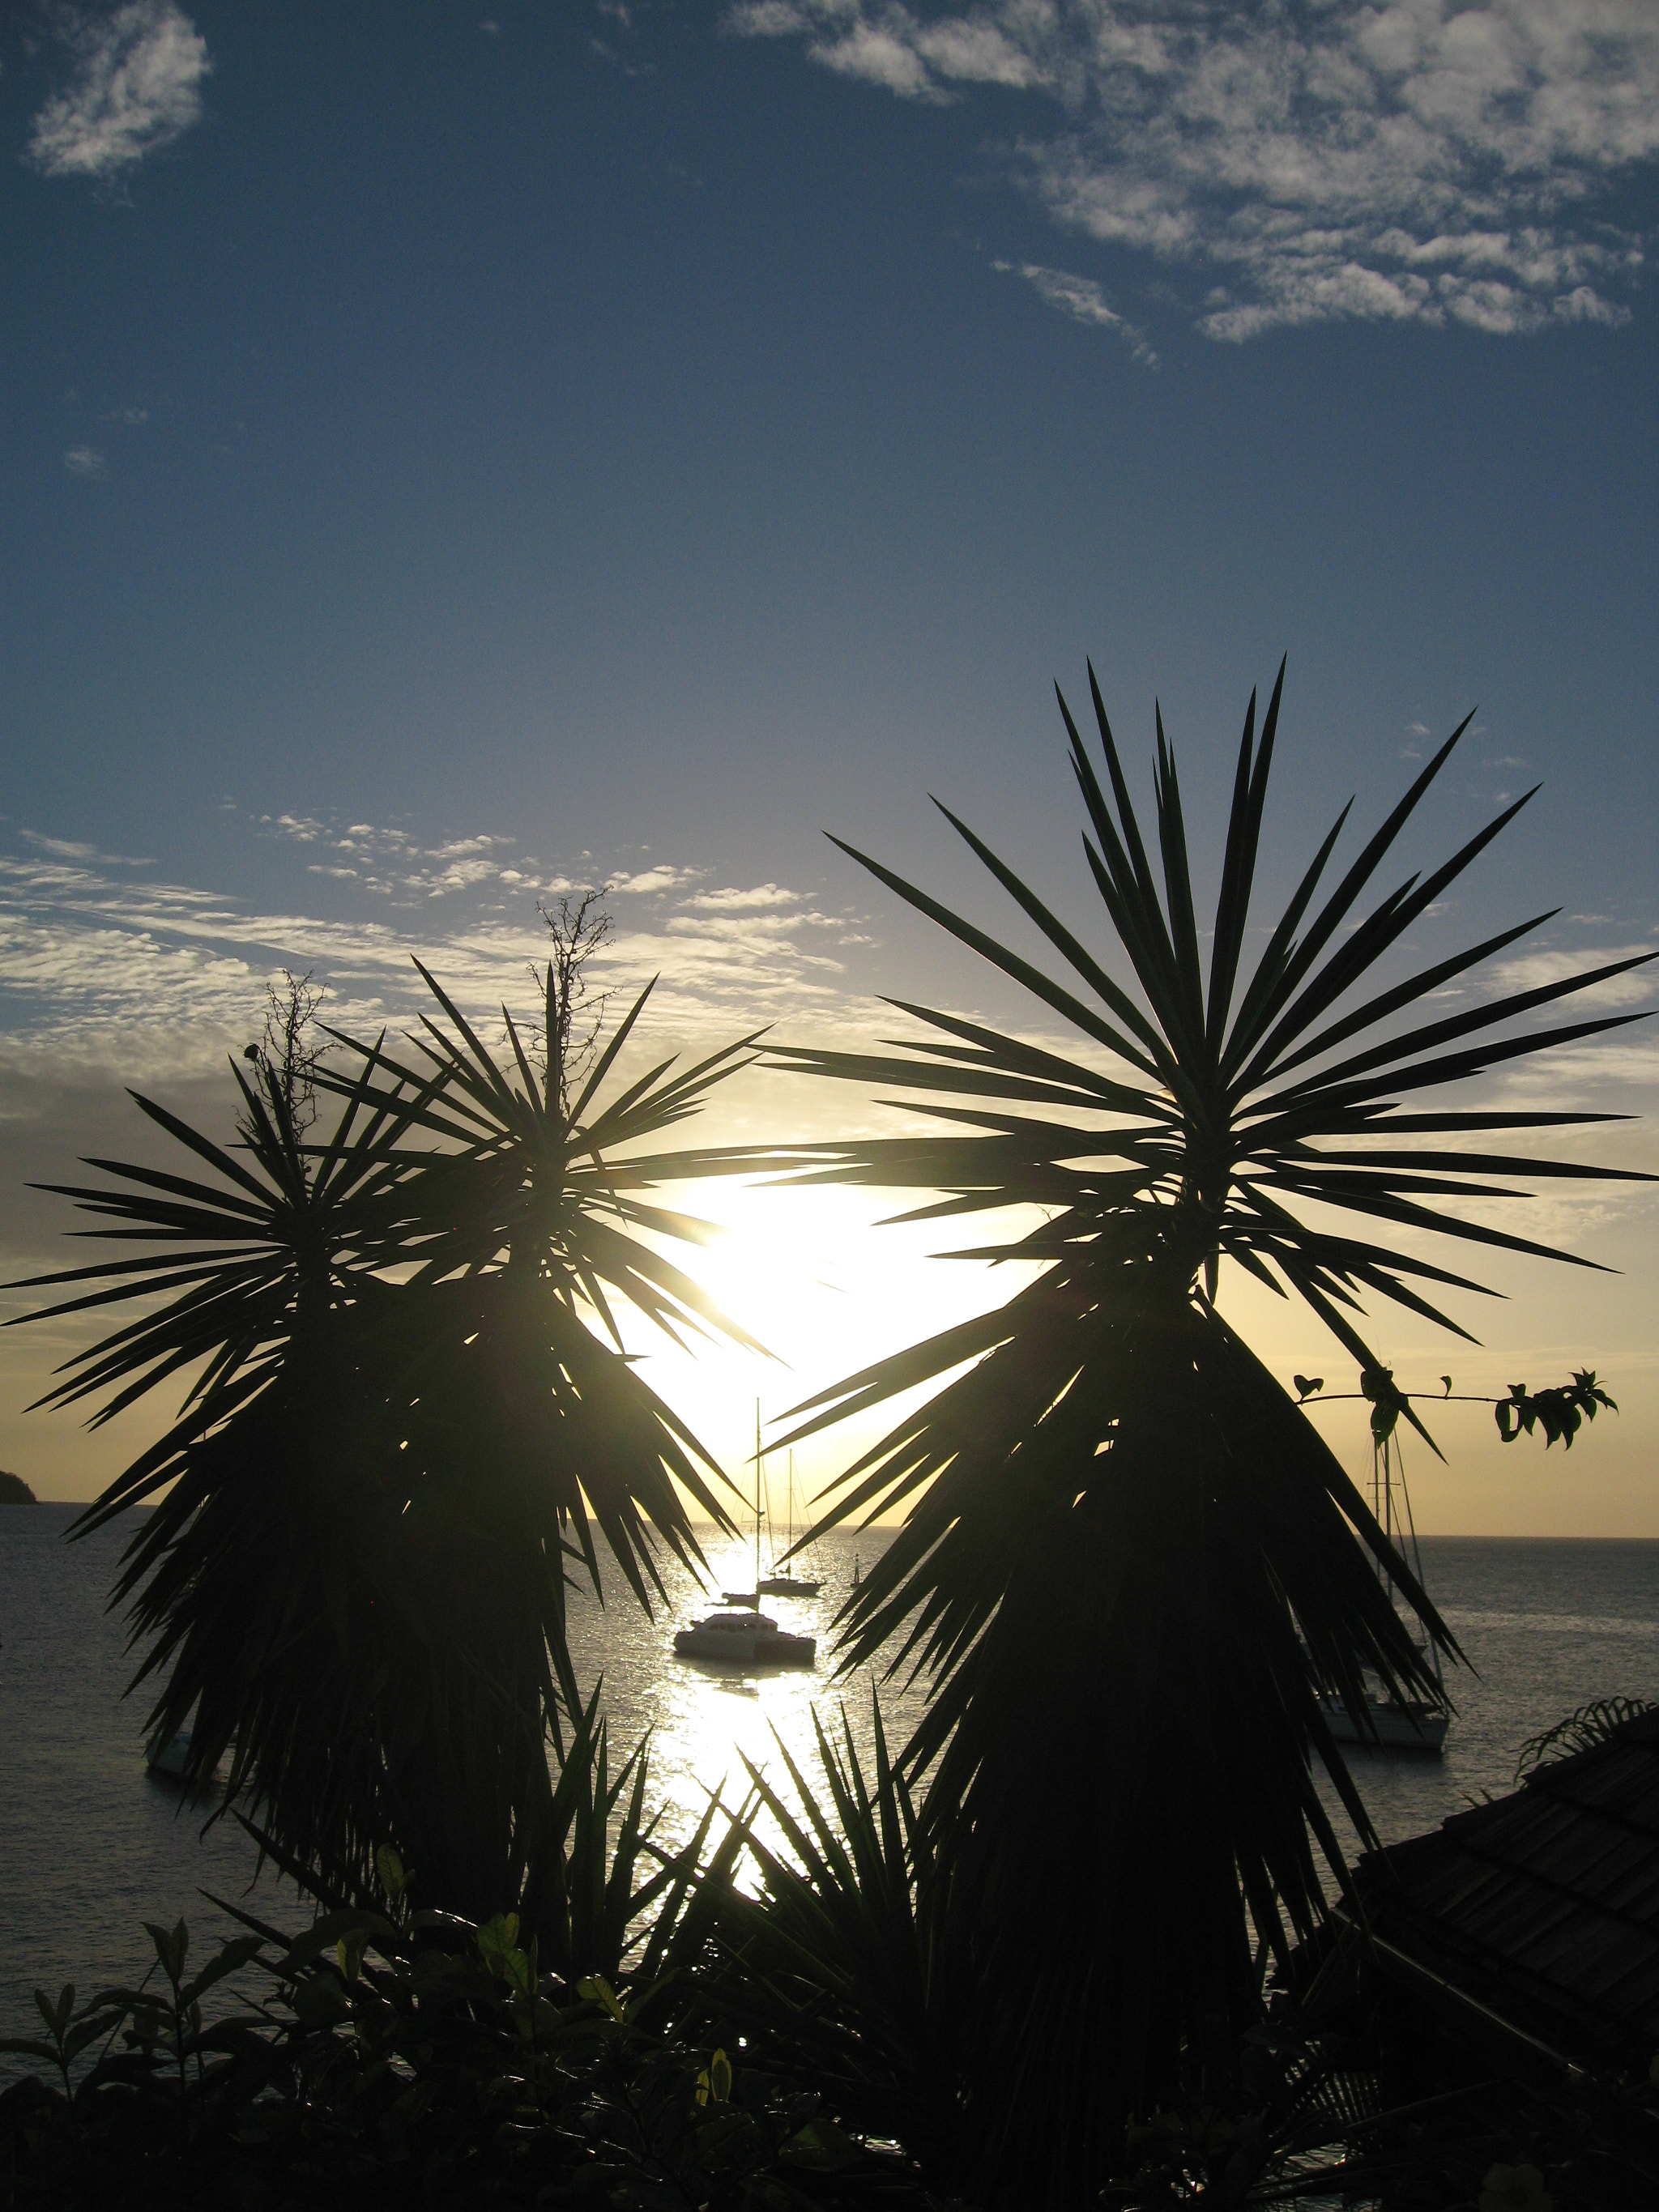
[727,1,1657,339]
[28,2,211,181]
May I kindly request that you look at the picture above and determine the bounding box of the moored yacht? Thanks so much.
[681,1405,817,1665]
[146,1726,193,1778]
[1316,1415,1450,1757]
[757,1450,821,1596]
[1320,1681,1448,1753]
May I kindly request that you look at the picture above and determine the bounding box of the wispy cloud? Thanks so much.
[28,2,210,181]
[727,2,1657,340]
[0,826,872,1087]
[992,258,1157,361]
[62,445,106,478]
[19,829,151,867]
[1488,942,1659,1010]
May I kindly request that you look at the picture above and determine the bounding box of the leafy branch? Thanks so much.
[1294,1367,1619,1452]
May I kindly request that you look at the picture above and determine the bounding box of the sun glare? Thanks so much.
[622,1175,1047,1528]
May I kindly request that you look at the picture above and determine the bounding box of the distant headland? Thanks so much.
[0,1469,37,1504]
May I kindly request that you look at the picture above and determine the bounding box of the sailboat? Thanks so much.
[676,1404,815,1668]
[721,1402,770,1606]
[757,1451,822,1597]
[1319,1426,1448,1754]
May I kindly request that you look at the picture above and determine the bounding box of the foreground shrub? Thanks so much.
[0,1889,945,2212]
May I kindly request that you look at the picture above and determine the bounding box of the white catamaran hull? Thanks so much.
[673,1610,816,1667]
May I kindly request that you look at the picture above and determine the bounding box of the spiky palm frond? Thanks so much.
[9,963,794,1920]
[763,664,1651,2201]
[704,1693,969,2188]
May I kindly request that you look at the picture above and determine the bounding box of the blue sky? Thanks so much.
[2,2,1656,1525]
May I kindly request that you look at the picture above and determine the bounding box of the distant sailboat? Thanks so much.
[757,1451,821,1597]
[1319,1428,1448,1755]
[681,1402,815,1669]
[721,1401,771,1607]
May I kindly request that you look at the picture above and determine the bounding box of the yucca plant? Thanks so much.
[768,662,1653,2203]
[11,946,787,1929]
[701,1692,969,2188]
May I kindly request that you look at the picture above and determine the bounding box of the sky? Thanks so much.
[2,0,1656,1531]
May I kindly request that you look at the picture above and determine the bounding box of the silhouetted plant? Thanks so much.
[0,1869,928,2212]
[10,936,791,1932]
[1495,1368,1616,1448]
[1515,1694,1655,1781]
[699,1691,970,2190]
[768,661,1653,2201]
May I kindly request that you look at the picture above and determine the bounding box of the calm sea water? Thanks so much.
[4,1505,1657,2065]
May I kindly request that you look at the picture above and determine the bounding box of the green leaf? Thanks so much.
[143,1918,188,1988]
[576,1974,627,2023]
[780,2117,863,2171]
[289,1973,352,2032]
[0,2038,61,2067]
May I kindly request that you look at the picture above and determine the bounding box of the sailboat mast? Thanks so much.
[755,1399,762,1594]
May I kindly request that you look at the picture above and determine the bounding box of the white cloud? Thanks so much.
[1488,943,1659,1010]
[993,258,1158,361]
[429,834,507,859]
[0,820,876,1090]
[63,445,106,478]
[686,883,804,912]
[612,864,701,896]
[727,2,1658,339]
[28,3,210,181]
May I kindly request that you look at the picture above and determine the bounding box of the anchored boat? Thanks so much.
[690,1402,817,1668]
[1320,1423,1448,1755]
[673,1607,815,1666]
[757,1451,821,1597]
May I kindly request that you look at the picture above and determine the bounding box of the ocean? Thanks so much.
[4,1503,1657,2064]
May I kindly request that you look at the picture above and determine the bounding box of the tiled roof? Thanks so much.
[1354,1707,1659,2066]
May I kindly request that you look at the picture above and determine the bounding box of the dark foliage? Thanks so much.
[764,663,1652,2199]
[0,1892,945,2212]
[7,953,799,1929]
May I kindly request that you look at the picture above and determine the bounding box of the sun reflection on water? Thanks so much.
[565,1527,930,1886]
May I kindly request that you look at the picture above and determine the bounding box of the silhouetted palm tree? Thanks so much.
[770,663,1653,2201]
[16,950,783,1928]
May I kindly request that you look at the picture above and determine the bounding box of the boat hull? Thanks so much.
[147,1728,192,1778]
[673,1609,816,1667]
[1319,1694,1448,1754]
[756,1574,821,1597]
